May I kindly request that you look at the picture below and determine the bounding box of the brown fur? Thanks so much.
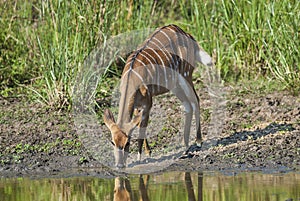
[104,109,140,149]
[104,24,213,168]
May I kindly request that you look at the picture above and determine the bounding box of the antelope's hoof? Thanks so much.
[179,144,202,159]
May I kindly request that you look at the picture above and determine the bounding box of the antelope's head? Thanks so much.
[113,177,131,201]
[103,108,142,168]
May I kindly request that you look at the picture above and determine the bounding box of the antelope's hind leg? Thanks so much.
[172,81,202,148]
[172,87,193,148]
[192,87,202,146]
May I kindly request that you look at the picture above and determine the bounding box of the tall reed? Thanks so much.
[183,0,299,93]
[1,0,299,108]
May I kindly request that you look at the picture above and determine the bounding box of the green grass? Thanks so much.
[187,0,299,91]
[0,0,299,109]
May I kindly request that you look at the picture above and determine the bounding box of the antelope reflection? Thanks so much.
[114,175,149,201]
[184,172,203,201]
[113,172,203,201]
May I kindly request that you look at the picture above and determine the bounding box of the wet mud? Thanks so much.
[0,87,299,177]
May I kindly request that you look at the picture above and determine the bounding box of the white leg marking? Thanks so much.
[183,101,192,113]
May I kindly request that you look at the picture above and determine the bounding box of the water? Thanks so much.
[0,171,299,201]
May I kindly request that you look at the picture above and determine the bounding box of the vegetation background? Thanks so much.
[0,0,299,110]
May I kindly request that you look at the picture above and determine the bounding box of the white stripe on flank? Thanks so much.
[134,57,154,79]
[160,29,177,57]
[148,41,167,66]
[146,46,166,86]
[149,40,168,85]
[159,29,179,83]
[131,69,144,82]
[146,46,164,66]
[122,68,130,79]
[139,51,156,79]
[156,30,177,67]
[142,50,156,66]
[122,68,144,83]
[152,36,175,68]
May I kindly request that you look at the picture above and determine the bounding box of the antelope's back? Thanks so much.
[120,24,201,94]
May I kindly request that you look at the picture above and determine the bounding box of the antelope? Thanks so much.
[103,24,213,168]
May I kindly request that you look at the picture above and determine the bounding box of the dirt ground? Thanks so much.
[0,86,299,177]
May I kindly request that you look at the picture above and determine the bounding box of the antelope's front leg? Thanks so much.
[182,101,193,147]
[137,112,151,161]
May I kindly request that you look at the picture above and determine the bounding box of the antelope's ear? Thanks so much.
[139,84,148,96]
[103,109,116,129]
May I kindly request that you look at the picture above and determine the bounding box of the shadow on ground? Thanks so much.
[217,123,295,146]
[183,122,296,158]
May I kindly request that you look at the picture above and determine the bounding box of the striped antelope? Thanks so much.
[103,24,213,168]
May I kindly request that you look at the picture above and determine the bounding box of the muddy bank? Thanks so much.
[0,87,299,177]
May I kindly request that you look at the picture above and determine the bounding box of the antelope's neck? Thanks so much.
[116,75,138,128]
[116,98,131,128]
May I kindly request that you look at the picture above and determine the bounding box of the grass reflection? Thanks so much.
[0,171,299,201]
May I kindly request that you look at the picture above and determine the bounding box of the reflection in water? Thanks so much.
[113,176,150,201]
[114,175,150,201]
[184,172,203,201]
[0,171,299,201]
[113,177,131,201]
[113,173,200,201]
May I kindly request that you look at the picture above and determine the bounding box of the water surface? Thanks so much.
[0,171,299,201]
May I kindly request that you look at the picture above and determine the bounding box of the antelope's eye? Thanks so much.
[110,140,115,146]
[125,141,130,148]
